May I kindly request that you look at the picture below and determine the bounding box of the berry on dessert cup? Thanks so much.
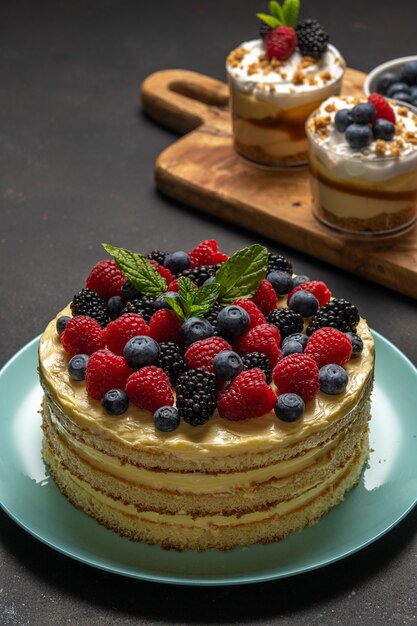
[226,3,345,168]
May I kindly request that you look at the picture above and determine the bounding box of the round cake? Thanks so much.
[38,241,374,551]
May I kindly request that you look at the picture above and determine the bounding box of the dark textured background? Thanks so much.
[1,1,416,624]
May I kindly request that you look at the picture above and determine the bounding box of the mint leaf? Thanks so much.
[282,0,299,27]
[256,13,281,28]
[269,1,284,22]
[103,243,167,297]
[189,282,220,317]
[213,244,268,305]
[177,277,197,318]
[163,296,186,321]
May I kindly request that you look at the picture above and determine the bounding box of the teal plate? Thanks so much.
[1,332,417,586]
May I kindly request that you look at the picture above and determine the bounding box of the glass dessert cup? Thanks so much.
[306,104,417,238]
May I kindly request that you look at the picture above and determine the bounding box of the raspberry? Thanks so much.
[86,259,126,301]
[232,299,266,329]
[147,259,173,285]
[104,313,149,355]
[305,327,352,368]
[188,240,226,268]
[212,252,229,264]
[287,280,331,307]
[233,323,281,366]
[250,279,277,315]
[265,26,297,61]
[61,316,104,356]
[86,350,132,400]
[273,354,319,402]
[126,366,173,412]
[368,93,396,124]
[167,278,197,292]
[149,309,182,345]
[217,369,276,420]
[184,337,232,373]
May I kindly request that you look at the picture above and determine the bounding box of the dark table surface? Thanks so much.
[1,1,417,624]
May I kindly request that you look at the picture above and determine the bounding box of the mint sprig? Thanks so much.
[164,277,220,321]
[102,243,167,297]
[257,0,299,28]
[213,244,268,305]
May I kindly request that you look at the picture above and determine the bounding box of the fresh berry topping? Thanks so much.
[376,72,398,96]
[121,296,155,323]
[101,389,129,415]
[71,288,109,328]
[123,336,160,369]
[280,339,304,358]
[291,275,311,288]
[146,249,167,265]
[350,103,376,125]
[274,393,305,422]
[265,26,297,61]
[121,280,141,302]
[167,278,197,292]
[400,60,417,85]
[203,301,222,335]
[217,369,276,420]
[164,251,191,274]
[181,317,214,347]
[334,109,352,133]
[86,350,132,401]
[250,279,277,314]
[346,332,363,359]
[266,308,304,340]
[345,123,373,149]
[153,406,180,432]
[217,305,250,338]
[367,93,396,124]
[61,316,104,356]
[231,298,266,330]
[307,299,360,335]
[126,366,174,412]
[175,369,217,426]
[372,119,395,141]
[241,352,272,384]
[287,280,331,307]
[107,295,124,320]
[288,290,319,318]
[56,315,71,335]
[86,259,125,301]
[266,271,293,296]
[147,259,174,284]
[267,252,293,276]
[149,309,183,345]
[68,354,89,381]
[282,332,309,350]
[188,240,226,268]
[213,350,243,381]
[273,354,319,402]
[233,323,281,366]
[154,291,181,311]
[184,337,232,372]
[319,364,349,395]
[157,341,187,384]
[305,327,352,368]
[296,19,329,59]
[179,265,219,287]
[386,82,410,98]
[104,313,149,356]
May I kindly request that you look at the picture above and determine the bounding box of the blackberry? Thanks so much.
[307,299,360,335]
[175,369,217,426]
[71,288,109,328]
[267,253,293,276]
[179,265,219,287]
[122,296,155,323]
[204,302,222,336]
[157,342,187,385]
[147,249,167,266]
[242,352,272,384]
[121,281,141,302]
[259,22,271,40]
[266,308,304,339]
[296,19,329,59]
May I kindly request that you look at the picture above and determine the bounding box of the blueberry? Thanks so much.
[107,295,124,320]
[413,98,417,107]
[266,270,293,295]
[181,317,214,346]
[346,332,363,358]
[217,305,250,338]
[164,251,191,274]
[153,406,180,432]
[101,389,129,415]
[376,71,400,95]
[350,103,376,125]
[387,82,410,98]
[280,340,304,358]
[334,108,353,132]
[274,393,305,422]
[213,350,243,381]
[288,291,319,317]
[56,315,71,335]
[400,60,417,85]
[282,332,309,350]
[410,86,417,99]
[123,335,160,368]
[68,354,89,381]
[319,364,348,395]
[391,92,413,104]
[154,291,181,311]
[372,118,395,141]
[345,124,373,149]
[291,275,311,288]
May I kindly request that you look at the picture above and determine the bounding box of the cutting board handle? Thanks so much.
[141,69,229,134]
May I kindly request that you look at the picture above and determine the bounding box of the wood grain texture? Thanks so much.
[141,68,417,299]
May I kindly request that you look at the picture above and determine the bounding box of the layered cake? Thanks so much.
[226,3,345,167]
[307,94,417,235]
[39,240,374,551]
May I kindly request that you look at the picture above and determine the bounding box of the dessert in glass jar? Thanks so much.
[306,94,417,237]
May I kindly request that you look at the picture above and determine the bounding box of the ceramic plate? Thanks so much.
[1,332,416,586]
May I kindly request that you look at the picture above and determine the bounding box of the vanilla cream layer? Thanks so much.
[234,118,307,157]
[39,308,374,458]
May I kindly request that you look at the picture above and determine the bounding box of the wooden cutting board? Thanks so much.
[141,68,417,299]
